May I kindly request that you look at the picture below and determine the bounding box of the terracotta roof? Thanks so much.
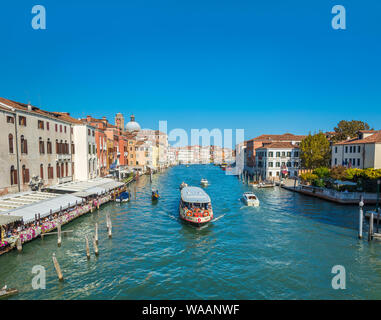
[359,130,378,133]
[334,131,381,145]
[248,133,306,142]
[0,97,71,124]
[257,142,299,149]
[50,112,84,125]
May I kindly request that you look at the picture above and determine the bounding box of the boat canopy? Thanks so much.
[181,187,211,204]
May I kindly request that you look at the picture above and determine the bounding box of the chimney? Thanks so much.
[27,102,32,111]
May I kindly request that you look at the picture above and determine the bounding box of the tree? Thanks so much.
[300,132,331,169]
[331,120,372,143]
[312,167,331,179]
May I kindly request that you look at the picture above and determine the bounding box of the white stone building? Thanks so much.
[254,142,301,180]
[332,130,381,169]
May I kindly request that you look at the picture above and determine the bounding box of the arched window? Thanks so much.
[56,163,60,178]
[8,134,13,153]
[10,166,17,185]
[39,137,45,154]
[56,139,59,154]
[61,163,64,177]
[21,135,28,154]
[48,164,53,179]
[40,164,44,179]
[47,139,52,154]
[65,162,68,177]
[22,165,29,184]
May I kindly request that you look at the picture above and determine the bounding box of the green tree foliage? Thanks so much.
[300,172,318,183]
[312,167,331,178]
[300,132,331,169]
[331,120,372,143]
[330,165,346,180]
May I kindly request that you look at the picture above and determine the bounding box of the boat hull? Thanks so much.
[179,207,213,227]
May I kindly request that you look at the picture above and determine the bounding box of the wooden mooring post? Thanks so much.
[85,236,90,260]
[16,236,22,252]
[368,211,374,242]
[359,196,364,239]
[57,224,62,247]
[95,223,99,244]
[52,253,64,281]
[93,236,99,256]
[107,214,112,238]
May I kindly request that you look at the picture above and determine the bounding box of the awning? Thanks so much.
[86,187,107,195]
[5,194,84,224]
[0,214,23,226]
[72,191,99,198]
[334,180,357,186]
[97,181,124,192]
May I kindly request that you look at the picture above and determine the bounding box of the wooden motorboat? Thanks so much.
[0,287,18,299]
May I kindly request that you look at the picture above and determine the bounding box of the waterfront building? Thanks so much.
[53,112,98,181]
[0,98,74,195]
[177,146,194,164]
[254,142,301,180]
[244,133,305,176]
[199,146,211,164]
[332,130,381,169]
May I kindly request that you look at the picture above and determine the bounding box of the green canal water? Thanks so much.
[1,164,381,300]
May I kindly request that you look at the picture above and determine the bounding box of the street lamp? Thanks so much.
[376,179,380,212]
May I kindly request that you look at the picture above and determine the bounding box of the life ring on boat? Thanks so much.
[203,210,209,217]
[186,210,192,217]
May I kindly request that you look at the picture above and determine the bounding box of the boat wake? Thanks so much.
[211,214,226,222]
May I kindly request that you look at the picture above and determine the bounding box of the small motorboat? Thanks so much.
[253,181,275,188]
[179,182,188,190]
[115,191,130,203]
[200,178,209,187]
[0,285,18,299]
[152,189,159,201]
[243,192,260,206]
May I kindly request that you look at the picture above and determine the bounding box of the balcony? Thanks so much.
[56,154,71,162]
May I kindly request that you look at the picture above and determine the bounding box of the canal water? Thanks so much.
[1,164,381,300]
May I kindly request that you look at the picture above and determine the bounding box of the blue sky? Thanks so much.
[1,0,380,145]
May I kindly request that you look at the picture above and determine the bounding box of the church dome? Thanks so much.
[125,114,141,132]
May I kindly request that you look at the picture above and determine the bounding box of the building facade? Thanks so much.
[332,130,381,169]
[254,142,301,180]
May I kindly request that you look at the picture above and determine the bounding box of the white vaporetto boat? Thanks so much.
[243,192,260,206]
[179,186,213,227]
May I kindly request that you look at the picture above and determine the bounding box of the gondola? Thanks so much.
[152,189,159,201]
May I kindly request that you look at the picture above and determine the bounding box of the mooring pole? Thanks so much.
[95,223,98,244]
[93,236,99,256]
[85,236,90,260]
[107,214,112,238]
[368,211,374,242]
[52,253,64,281]
[16,236,22,252]
[57,223,62,247]
[359,196,364,239]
